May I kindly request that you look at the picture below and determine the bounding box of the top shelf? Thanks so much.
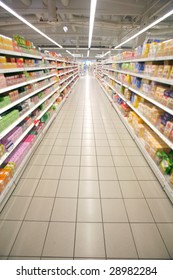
[0,48,78,63]
[0,48,42,59]
[104,55,173,64]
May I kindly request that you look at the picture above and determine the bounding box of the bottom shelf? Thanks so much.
[97,77,173,204]
[0,77,79,212]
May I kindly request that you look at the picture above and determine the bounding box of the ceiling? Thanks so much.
[0,0,173,59]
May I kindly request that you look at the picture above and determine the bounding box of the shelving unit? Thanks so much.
[96,51,173,203]
[103,67,173,86]
[0,45,79,211]
[0,73,56,95]
[104,55,173,64]
[97,76,173,203]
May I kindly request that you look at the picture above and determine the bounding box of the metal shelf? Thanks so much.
[0,80,57,115]
[0,48,42,59]
[57,65,76,69]
[103,77,173,149]
[59,72,74,85]
[0,123,34,166]
[60,73,78,93]
[98,78,173,204]
[126,103,173,150]
[36,93,60,120]
[0,77,79,212]
[0,65,56,74]
[103,72,173,115]
[0,73,56,94]
[0,84,60,140]
[104,55,173,64]
[57,68,78,77]
[103,67,173,86]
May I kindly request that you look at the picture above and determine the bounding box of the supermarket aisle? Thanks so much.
[0,75,173,260]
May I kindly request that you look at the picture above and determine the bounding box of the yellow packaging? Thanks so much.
[164,39,173,56]
[162,65,171,79]
[156,42,164,56]
[0,56,6,63]
[169,67,173,79]
[133,95,141,108]
[157,65,164,77]
[0,35,3,49]
[151,65,158,76]
[169,172,173,185]
[142,43,150,58]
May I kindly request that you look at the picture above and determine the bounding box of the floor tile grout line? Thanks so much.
[5,111,61,257]
[40,93,78,259]
[1,219,173,224]
[92,86,107,260]
[10,195,168,200]
[1,103,70,258]
[143,196,171,259]
[97,82,141,259]
[9,110,69,259]
[72,99,84,260]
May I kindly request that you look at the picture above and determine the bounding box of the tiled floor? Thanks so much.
[0,75,173,260]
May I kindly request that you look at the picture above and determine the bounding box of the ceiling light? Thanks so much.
[95,54,102,58]
[0,1,63,49]
[87,50,90,57]
[66,50,74,56]
[73,54,82,57]
[63,26,68,33]
[103,50,111,57]
[114,9,173,49]
[88,0,97,49]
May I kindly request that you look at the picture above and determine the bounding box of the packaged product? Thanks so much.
[1,35,13,50]
[160,112,173,126]
[157,65,164,77]
[163,39,173,56]
[133,95,141,108]
[148,42,158,57]
[0,168,11,182]
[162,65,171,79]
[135,62,145,73]
[169,171,173,185]
[134,45,143,57]
[155,151,168,165]
[0,144,5,157]
[159,156,173,175]
[169,67,173,79]
[163,89,173,99]
[141,43,150,57]
[151,65,158,76]
[136,123,145,137]
[156,42,164,56]
[0,74,7,88]
[124,74,131,85]
[124,88,131,100]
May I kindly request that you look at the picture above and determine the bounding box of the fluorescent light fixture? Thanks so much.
[95,54,102,58]
[115,9,173,49]
[0,1,63,49]
[73,54,82,57]
[63,26,68,33]
[103,50,111,57]
[66,50,74,56]
[88,0,97,48]
[87,50,90,57]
